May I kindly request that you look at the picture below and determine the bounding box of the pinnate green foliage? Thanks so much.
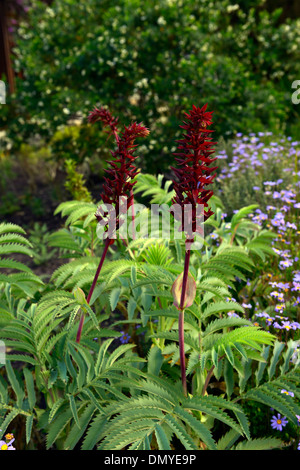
[0,174,298,450]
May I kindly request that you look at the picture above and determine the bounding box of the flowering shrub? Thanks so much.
[211,132,300,336]
[2,0,300,172]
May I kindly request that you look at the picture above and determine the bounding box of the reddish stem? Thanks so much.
[179,245,192,310]
[130,188,136,240]
[76,237,111,343]
[178,243,192,396]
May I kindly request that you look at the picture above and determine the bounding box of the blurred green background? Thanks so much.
[0,0,300,223]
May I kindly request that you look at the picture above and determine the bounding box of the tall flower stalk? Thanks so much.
[171,104,218,395]
[76,106,149,344]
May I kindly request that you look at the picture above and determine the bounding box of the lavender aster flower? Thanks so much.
[0,437,15,450]
[120,331,131,344]
[271,413,288,431]
[281,321,292,331]
[281,389,294,397]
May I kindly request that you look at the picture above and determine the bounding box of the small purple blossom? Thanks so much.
[120,331,131,344]
[274,304,285,313]
[293,273,300,283]
[281,321,293,331]
[279,259,293,269]
[281,389,294,397]
[227,311,240,318]
[271,413,288,431]
[242,303,252,309]
[0,436,15,450]
[255,312,269,319]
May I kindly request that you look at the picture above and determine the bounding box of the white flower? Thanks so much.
[157,16,167,26]
[227,4,239,13]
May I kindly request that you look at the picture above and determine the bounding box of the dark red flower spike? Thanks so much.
[171,104,218,242]
[76,107,149,344]
[171,104,218,396]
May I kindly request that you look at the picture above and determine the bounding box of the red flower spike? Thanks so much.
[99,122,149,233]
[171,104,218,241]
[170,104,218,396]
[76,108,149,345]
[88,106,119,137]
[88,107,149,236]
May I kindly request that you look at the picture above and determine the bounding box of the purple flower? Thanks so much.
[286,222,297,230]
[242,303,252,309]
[279,259,293,269]
[227,312,240,318]
[276,282,290,291]
[275,315,289,321]
[281,389,294,397]
[271,413,288,431]
[0,437,15,450]
[293,273,300,283]
[255,312,269,319]
[270,291,280,298]
[120,331,131,344]
[281,321,292,331]
[292,282,300,292]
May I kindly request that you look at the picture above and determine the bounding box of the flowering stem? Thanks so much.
[178,243,192,396]
[130,188,136,240]
[76,237,111,343]
[178,310,187,396]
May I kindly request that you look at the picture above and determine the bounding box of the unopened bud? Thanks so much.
[171,272,196,310]
[73,287,87,306]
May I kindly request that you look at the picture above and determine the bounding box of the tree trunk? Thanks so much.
[265,0,300,21]
[0,0,15,93]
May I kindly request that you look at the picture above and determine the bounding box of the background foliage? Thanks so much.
[1,0,300,172]
[0,0,300,452]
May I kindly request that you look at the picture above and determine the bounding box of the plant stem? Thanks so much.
[178,243,192,396]
[76,237,111,343]
[201,354,225,396]
[130,188,136,240]
[178,310,187,396]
